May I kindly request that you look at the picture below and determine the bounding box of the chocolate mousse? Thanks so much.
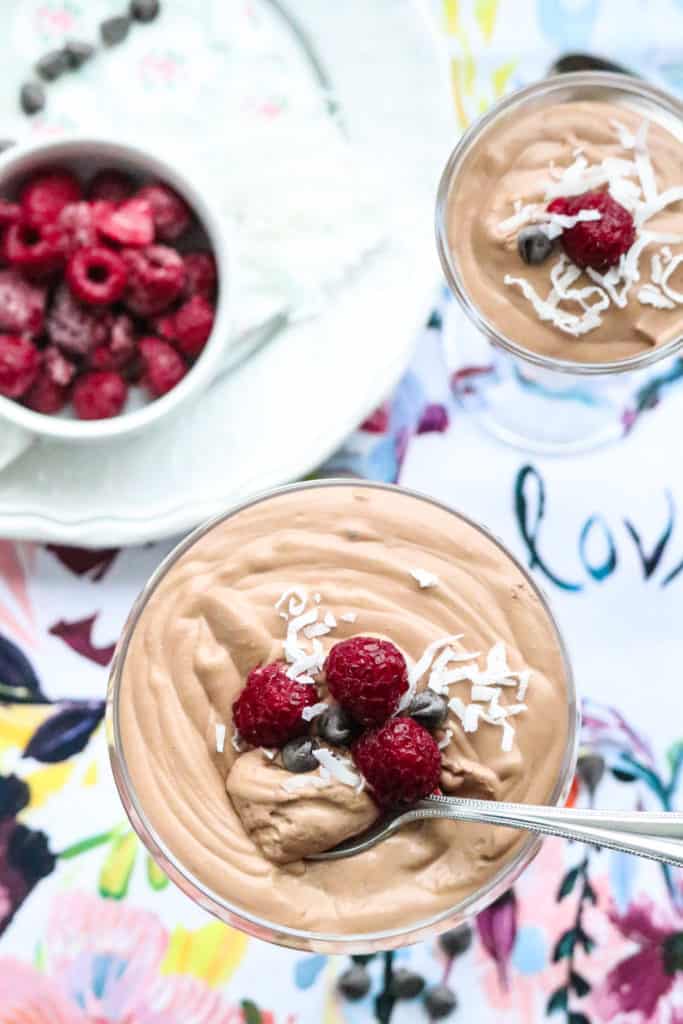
[447,100,683,363]
[117,484,572,935]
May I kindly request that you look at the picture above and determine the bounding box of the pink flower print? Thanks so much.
[1,958,81,1023]
[35,5,76,36]
[593,898,683,1023]
[0,891,239,1024]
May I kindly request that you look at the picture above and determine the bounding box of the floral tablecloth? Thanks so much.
[4,1,683,1022]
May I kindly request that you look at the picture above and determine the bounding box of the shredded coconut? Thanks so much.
[287,640,325,681]
[324,611,337,628]
[275,587,308,617]
[504,272,608,336]
[261,747,277,760]
[659,253,683,303]
[638,283,675,309]
[303,622,331,639]
[282,773,329,793]
[231,730,245,753]
[340,612,357,623]
[215,723,226,753]
[302,701,328,722]
[313,593,321,604]
[471,684,501,703]
[438,729,453,750]
[313,748,360,787]
[410,568,440,589]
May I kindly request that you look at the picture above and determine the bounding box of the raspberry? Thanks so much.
[3,220,65,276]
[97,197,155,247]
[353,718,442,809]
[89,169,135,205]
[58,201,111,253]
[122,244,186,315]
[47,283,112,356]
[139,336,187,396]
[0,201,21,227]
[23,371,68,414]
[0,335,40,398]
[44,345,76,387]
[72,370,127,420]
[0,269,46,336]
[182,250,217,300]
[232,662,318,748]
[325,637,408,727]
[166,295,215,358]
[20,169,82,226]
[66,246,128,306]
[547,191,635,271]
[137,182,192,242]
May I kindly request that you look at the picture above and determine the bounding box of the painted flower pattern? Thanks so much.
[0,891,243,1023]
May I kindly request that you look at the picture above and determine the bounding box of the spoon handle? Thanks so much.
[419,796,683,867]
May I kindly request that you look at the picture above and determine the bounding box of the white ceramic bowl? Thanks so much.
[0,135,232,460]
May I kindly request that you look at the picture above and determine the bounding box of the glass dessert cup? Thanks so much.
[436,72,683,456]
[107,480,578,954]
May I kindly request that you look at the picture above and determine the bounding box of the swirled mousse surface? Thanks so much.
[118,485,570,935]
[448,100,683,364]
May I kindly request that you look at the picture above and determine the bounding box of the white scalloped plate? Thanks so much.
[0,0,452,546]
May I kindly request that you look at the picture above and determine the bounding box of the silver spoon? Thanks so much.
[308,794,683,867]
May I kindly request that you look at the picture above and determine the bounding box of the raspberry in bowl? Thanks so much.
[0,136,230,454]
[108,481,577,953]
[436,73,683,453]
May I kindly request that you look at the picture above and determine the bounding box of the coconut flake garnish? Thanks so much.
[287,640,325,681]
[504,272,608,336]
[215,723,226,753]
[313,748,361,788]
[438,728,453,750]
[638,283,675,309]
[659,253,683,304]
[231,730,245,753]
[304,622,331,639]
[313,593,321,604]
[340,612,357,623]
[410,568,440,589]
[262,747,277,760]
[324,611,337,628]
[282,773,329,793]
[471,684,500,703]
[302,701,328,722]
[397,634,464,711]
[275,587,308,617]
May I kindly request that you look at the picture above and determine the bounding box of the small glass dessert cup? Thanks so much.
[436,72,683,455]
[107,480,578,954]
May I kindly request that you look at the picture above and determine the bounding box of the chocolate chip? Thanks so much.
[130,0,161,22]
[36,49,69,81]
[338,964,371,1001]
[439,922,473,957]
[424,984,458,1019]
[317,704,354,746]
[407,691,448,730]
[100,14,131,46]
[389,968,425,1000]
[517,226,555,266]
[281,737,319,773]
[65,39,96,69]
[20,81,46,116]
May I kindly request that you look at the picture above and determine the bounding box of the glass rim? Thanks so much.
[435,71,683,377]
[107,478,579,952]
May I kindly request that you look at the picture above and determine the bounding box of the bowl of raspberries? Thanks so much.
[0,136,230,445]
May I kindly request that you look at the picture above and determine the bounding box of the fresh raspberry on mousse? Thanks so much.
[232,662,319,749]
[325,636,409,726]
[353,717,442,809]
[548,190,636,271]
